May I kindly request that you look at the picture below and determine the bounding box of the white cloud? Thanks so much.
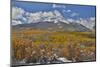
[12,7,29,25]
[27,11,43,23]
[67,10,71,12]
[67,18,74,22]
[42,11,55,18]
[52,4,56,8]
[70,12,79,17]
[62,9,72,15]
[52,4,66,8]
[12,20,22,25]
[12,7,25,20]
[64,9,71,12]
[90,17,95,21]
[22,17,27,21]
[27,10,65,23]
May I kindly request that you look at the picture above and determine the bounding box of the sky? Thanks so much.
[12,1,96,20]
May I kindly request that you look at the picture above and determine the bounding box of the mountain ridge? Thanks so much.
[12,21,90,32]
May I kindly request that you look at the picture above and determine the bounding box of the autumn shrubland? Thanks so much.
[12,29,96,64]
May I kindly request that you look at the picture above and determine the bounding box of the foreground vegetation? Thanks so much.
[12,29,96,64]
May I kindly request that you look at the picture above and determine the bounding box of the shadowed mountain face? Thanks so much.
[12,21,90,32]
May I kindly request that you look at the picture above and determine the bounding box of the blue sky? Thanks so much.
[12,1,96,20]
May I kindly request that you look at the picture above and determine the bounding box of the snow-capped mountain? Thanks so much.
[26,10,69,24]
[12,7,69,25]
[12,7,95,31]
[75,17,95,30]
